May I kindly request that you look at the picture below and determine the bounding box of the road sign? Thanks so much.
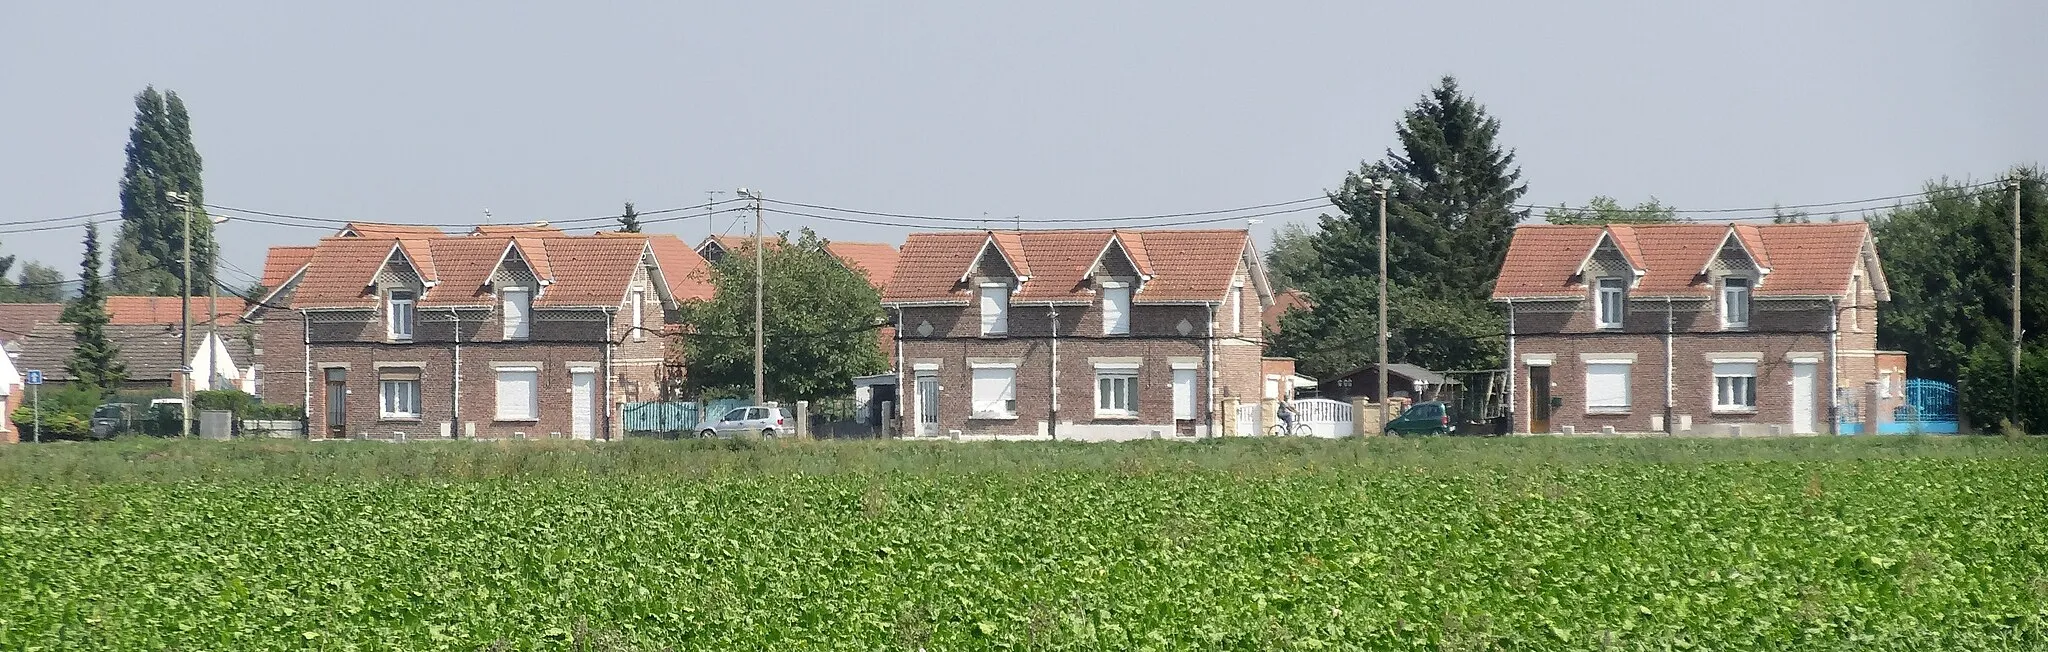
[24,370,41,385]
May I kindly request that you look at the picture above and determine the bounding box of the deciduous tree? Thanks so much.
[674,228,887,402]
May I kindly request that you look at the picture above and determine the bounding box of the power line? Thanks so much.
[0,209,120,228]
[1517,180,2008,216]
[760,203,1332,231]
[762,196,1330,224]
[200,197,747,230]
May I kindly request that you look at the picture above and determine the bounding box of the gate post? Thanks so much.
[1219,397,1240,436]
[1351,396,1378,436]
[1864,381,1882,436]
[796,400,811,439]
[1260,398,1278,435]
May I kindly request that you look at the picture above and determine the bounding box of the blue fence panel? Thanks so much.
[1837,379,1960,435]
[624,398,756,435]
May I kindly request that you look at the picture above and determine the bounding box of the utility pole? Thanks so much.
[705,190,728,244]
[739,188,766,405]
[168,191,194,439]
[2012,175,2024,427]
[1374,177,1392,433]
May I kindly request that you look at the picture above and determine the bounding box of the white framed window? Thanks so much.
[1713,362,1758,412]
[1171,365,1197,420]
[1596,277,1626,328]
[1584,361,1631,413]
[1880,372,1894,398]
[1230,282,1244,334]
[387,290,415,341]
[1721,277,1751,328]
[1102,282,1131,335]
[1095,364,1138,417]
[502,287,531,340]
[379,372,420,419]
[495,367,539,420]
[969,364,1017,418]
[630,288,645,341]
[979,283,1010,336]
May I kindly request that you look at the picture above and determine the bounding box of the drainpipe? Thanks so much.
[301,311,311,428]
[1205,302,1217,437]
[894,308,905,438]
[1664,297,1675,434]
[604,309,616,441]
[449,308,462,438]
[1505,298,1517,434]
[1828,297,1840,435]
[1048,306,1060,440]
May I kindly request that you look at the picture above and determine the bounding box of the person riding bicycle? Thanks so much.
[1276,399,1297,434]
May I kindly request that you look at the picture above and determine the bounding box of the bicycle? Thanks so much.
[1268,422,1311,437]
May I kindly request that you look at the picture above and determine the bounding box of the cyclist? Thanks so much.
[1276,398,1298,435]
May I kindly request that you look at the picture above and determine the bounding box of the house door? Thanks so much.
[1529,365,1551,434]
[324,368,347,438]
[914,372,939,437]
[570,370,597,440]
[1790,362,1817,434]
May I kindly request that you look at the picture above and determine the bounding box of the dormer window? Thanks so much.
[979,283,1010,336]
[387,290,415,341]
[1595,277,1626,328]
[1721,277,1751,328]
[1102,282,1131,335]
[502,287,531,340]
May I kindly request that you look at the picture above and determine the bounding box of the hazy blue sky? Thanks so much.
[4,1,2043,287]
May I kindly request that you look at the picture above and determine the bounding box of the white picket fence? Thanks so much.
[1235,404,1260,436]
[1291,398,1354,437]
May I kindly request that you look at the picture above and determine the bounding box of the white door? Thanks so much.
[570,371,597,439]
[1790,362,1816,434]
[914,373,939,437]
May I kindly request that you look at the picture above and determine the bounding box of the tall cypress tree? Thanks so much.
[1271,76,1525,376]
[618,201,642,233]
[111,87,212,296]
[64,222,126,394]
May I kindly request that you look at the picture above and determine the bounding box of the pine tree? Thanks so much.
[618,201,642,233]
[1271,76,1525,376]
[111,87,212,296]
[64,222,126,394]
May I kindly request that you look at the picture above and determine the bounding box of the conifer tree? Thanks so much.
[618,201,642,233]
[64,222,126,394]
[111,87,212,296]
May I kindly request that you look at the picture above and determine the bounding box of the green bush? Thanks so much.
[8,384,102,441]
[193,389,259,415]
[1959,342,2048,434]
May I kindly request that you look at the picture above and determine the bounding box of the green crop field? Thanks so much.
[3,436,2046,650]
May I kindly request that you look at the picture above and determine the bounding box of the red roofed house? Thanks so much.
[883,229,1273,439]
[248,224,712,440]
[1494,222,1890,435]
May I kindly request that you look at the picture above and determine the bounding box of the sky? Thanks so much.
[3,0,2043,290]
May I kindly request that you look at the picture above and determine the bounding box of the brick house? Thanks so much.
[248,225,711,440]
[883,229,1272,439]
[1494,222,1889,435]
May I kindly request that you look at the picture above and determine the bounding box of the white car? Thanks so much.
[699,406,790,438]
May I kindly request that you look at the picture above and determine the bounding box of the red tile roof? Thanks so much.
[1264,289,1312,334]
[287,230,690,310]
[1493,222,1877,300]
[884,229,1255,305]
[293,238,400,308]
[472,224,566,237]
[824,241,900,291]
[259,246,315,290]
[104,296,240,326]
[646,234,715,302]
[340,222,446,238]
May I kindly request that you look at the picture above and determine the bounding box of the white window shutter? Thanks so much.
[979,285,1008,335]
[503,289,531,339]
[1103,285,1130,335]
[496,369,538,420]
[971,367,1014,417]
[1172,368,1196,420]
[1585,363,1630,409]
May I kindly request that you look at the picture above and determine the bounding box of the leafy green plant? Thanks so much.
[1,437,2045,649]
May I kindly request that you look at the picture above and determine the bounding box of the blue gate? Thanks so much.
[623,398,750,436]
[1891,379,1958,434]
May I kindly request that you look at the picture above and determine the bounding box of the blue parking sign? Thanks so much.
[24,370,42,385]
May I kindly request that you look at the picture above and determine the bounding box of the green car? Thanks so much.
[1385,401,1453,436]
